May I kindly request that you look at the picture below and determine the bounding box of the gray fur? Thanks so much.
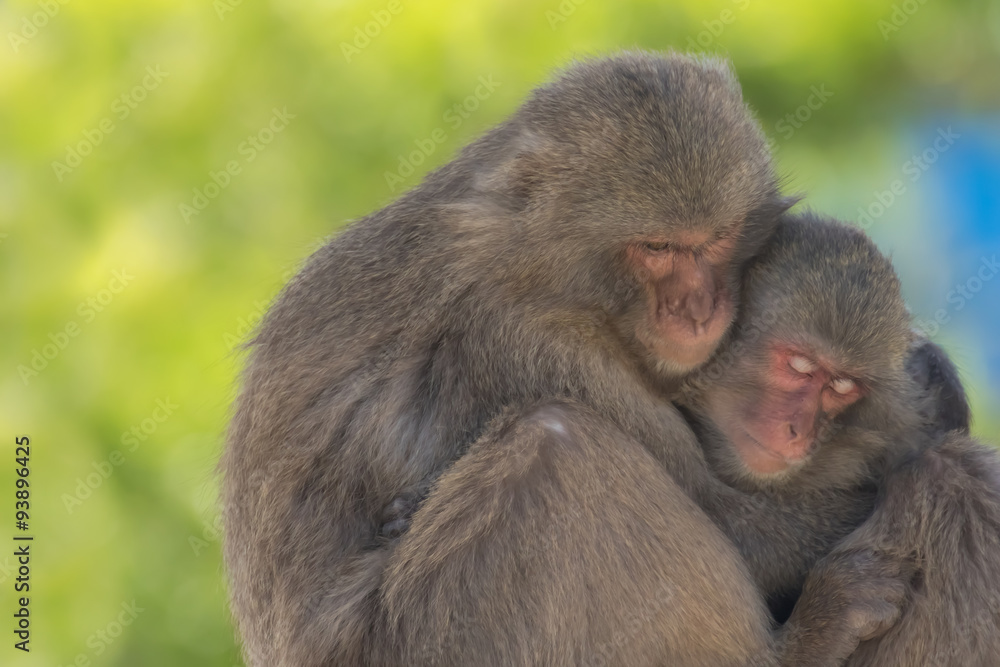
[683,212,1000,666]
[222,53,880,667]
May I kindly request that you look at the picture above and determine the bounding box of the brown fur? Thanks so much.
[681,212,1000,666]
[219,53,883,667]
[679,213,922,597]
[844,435,1000,666]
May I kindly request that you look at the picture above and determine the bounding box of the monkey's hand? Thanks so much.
[378,491,424,540]
[778,548,912,666]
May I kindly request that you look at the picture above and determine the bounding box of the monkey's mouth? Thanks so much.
[732,429,797,475]
[652,294,734,371]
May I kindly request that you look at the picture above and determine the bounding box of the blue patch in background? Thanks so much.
[926,121,1000,384]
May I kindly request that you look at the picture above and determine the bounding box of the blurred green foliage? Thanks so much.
[1,0,998,664]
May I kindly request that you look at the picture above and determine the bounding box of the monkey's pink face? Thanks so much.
[709,344,865,475]
[628,231,737,373]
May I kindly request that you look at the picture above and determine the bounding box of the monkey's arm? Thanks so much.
[380,402,904,667]
[699,482,877,601]
[840,433,1000,666]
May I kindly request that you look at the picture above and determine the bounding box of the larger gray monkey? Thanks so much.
[223,53,903,666]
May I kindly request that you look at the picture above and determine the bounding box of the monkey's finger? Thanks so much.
[867,576,909,605]
[851,599,904,641]
[380,518,411,539]
[381,497,412,522]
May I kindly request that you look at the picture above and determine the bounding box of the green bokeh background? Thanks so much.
[2,0,999,664]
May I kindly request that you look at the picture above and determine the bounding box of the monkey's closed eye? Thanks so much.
[831,378,856,395]
[644,241,671,252]
[789,355,817,375]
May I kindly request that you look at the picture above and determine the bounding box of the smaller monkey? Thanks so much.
[678,212,1000,666]
[678,212,922,603]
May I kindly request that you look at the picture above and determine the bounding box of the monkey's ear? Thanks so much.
[905,332,971,434]
[742,194,801,242]
[473,130,562,207]
[773,194,803,215]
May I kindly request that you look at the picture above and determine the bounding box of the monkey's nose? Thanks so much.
[779,415,815,459]
[685,289,715,326]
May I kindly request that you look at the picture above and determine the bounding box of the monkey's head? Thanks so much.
[472,52,793,375]
[678,214,918,489]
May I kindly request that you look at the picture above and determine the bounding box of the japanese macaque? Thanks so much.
[679,212,1000,666]
[223,53,896,667]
